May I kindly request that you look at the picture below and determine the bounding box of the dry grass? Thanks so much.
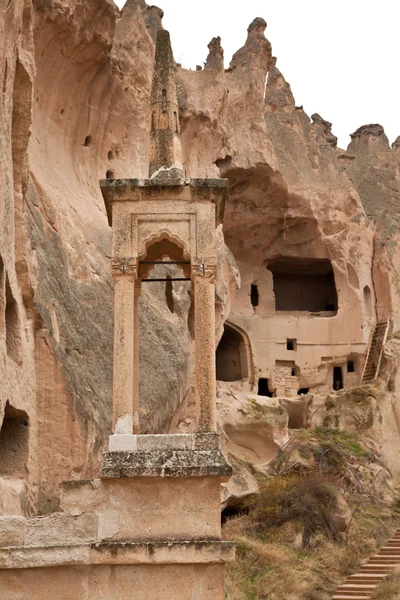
[370,568,400,600]
[224,428,400,600]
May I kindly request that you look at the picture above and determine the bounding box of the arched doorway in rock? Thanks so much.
[216,323,251,382]
[0,402,29,477]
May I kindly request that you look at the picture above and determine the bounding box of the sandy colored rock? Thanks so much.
[217,382,289,466]
[0,0,400,531]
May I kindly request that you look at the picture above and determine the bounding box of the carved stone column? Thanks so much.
[133,279,142,434]
[111,258,139,435]
[193,259,217,432]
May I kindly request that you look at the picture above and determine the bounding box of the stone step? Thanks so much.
[336,585,377,591]
[347,576,385,582]
[369,557,400,560]
[357,569,391,573]
[370,555,400,560]
[384,543,400,546]
[358,567,394,572]
[335,588,375,592]
[331,522,398,598]
[369,558,400,562]
[332,595,370,599]
[332,592,371,600]
[332,596,371,599]
[334,592,373,597]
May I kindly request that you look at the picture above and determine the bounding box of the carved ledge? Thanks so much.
[100,448,231,480]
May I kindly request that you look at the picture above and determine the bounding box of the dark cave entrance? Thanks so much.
[0,402,29,477]
[333,366,343,390]
[267,258,338,314]
[250,284,259,308]
[257,378,273,397]
[216,324,249,382]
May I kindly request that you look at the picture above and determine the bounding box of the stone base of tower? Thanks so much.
[0,434,234,599]
[0,562,229,599]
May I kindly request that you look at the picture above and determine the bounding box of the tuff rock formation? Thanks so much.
[1,0,400,518]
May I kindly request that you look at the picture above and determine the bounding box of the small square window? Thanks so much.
[347,360,355,373]
[287,339,297,351]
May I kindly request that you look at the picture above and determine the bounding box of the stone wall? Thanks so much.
[272,363,299,398]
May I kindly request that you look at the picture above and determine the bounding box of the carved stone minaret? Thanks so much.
[149,30,184,184]
[0,28,234,600]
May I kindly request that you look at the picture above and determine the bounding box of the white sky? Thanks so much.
[115,0,399,149]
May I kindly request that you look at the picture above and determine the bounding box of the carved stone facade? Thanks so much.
[102,179,226,438]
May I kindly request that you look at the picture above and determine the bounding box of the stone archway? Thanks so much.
[216,323,251,382]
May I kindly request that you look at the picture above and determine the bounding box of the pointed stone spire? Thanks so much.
[148,29,184,184]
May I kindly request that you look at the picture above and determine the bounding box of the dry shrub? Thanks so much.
[224,427,400,600]
[246,474,341,547]
[370,568,400,600]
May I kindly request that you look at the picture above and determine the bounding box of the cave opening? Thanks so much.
[250,284,259,308]
[0,402,29,477]
[257,378,272,397]
[298,388,309,396]
[216,324,249,382]
[333,366,343,390]
[221,503,250,524]
[267,258,338,314]
[363,285,373,317]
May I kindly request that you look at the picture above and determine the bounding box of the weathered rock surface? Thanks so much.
[1,0,400,518]
[0,0,237,515]
[217,382,289,466]
[217,381,289,507]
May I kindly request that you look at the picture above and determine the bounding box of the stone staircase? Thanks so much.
[361,320,390,384]
[332,529,400,599]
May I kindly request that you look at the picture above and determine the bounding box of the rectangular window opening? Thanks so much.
[347,360,355,373]
[287,338,297,351]
[250,284,259,308]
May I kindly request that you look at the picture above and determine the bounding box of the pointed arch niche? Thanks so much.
[138,234,191,281]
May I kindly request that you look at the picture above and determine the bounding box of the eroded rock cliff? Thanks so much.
[1,0,399,516]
